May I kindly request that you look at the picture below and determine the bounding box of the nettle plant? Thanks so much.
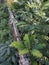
[11,0,49,65]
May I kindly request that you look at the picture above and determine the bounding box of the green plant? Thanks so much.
[11,0,49,65]
[0,42,19,65]
[0,3,19,65]
[0,4,12,42]
[10,33,47,65]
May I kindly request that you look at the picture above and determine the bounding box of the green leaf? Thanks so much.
[19,49,29,55]
[31,49,43,58]
[16,21,26,26]
[41,0,49,10]
[27,1,39,8]
[0,43,18,65]
[36,10,45,17]
[36,43,46,49]
[10,41,24,50]
[23,34,30,49]
[33,61,38,65]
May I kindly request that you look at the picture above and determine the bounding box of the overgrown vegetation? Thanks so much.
[0,3,19,65]
[0,4,12,42]
[0,0,49,65]
[11,0,49,65]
